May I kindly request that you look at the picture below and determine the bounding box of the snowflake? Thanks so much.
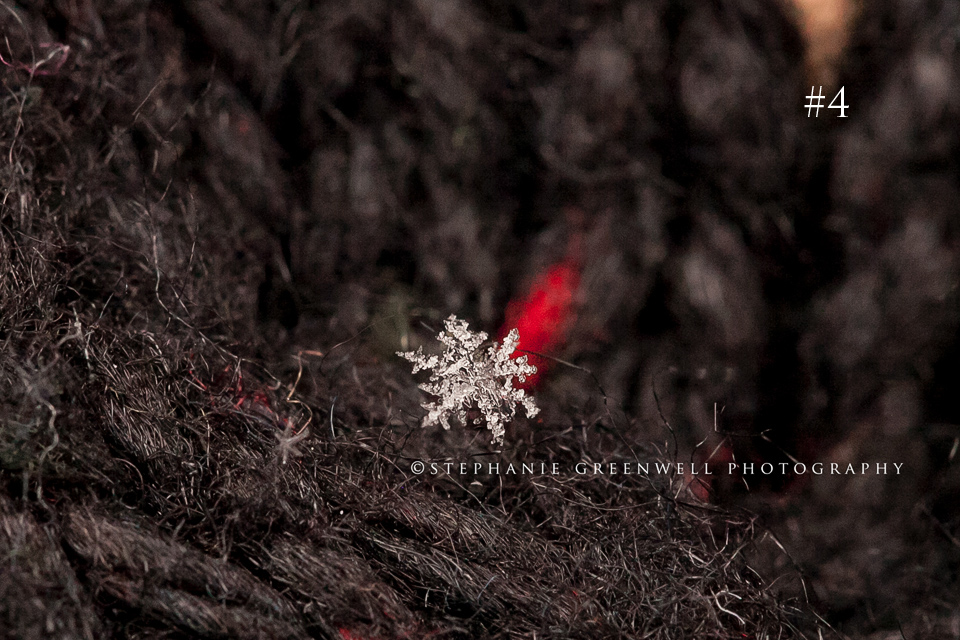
[398,315,539,445]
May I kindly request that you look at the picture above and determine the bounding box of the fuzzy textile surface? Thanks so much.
[1,1,959,639]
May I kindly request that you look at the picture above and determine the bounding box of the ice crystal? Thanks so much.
[398,315,539,445]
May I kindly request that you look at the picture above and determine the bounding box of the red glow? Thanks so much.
[499,249,580,388]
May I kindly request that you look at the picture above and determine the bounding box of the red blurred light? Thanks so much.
[499,251,580,388]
